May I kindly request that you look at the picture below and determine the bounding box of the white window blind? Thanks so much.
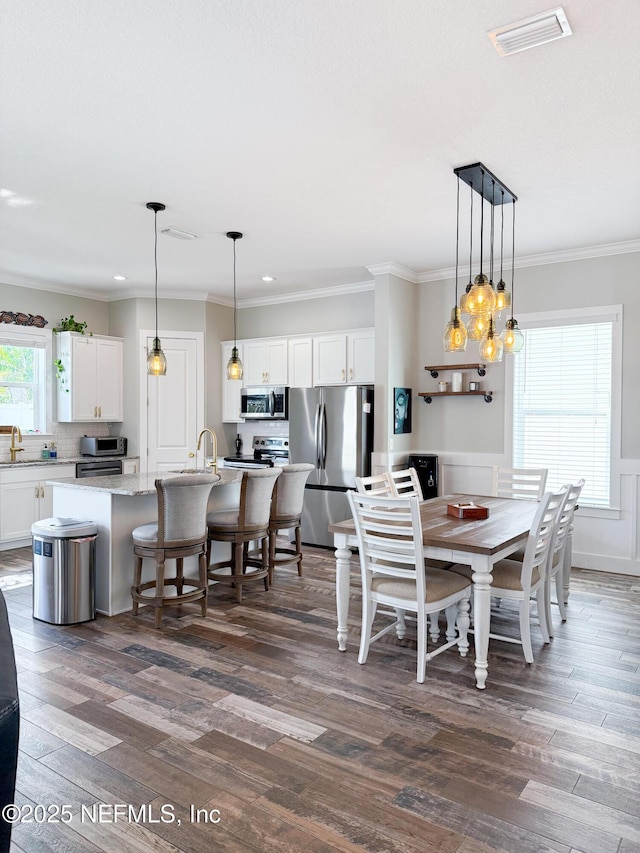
[512,321,612,508]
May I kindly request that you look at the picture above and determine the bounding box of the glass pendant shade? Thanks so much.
[494,280,511,316]
[479,319,503,362]
[466,273,496,316]
[501,318,525,353]
[443,307,468,352]
[466,312,490,341]
[147,338,167,375]
[459,282,472,315]
[227,346,243,380]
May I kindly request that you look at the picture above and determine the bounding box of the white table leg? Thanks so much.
[334,532,352,651]
[471,556,493,690]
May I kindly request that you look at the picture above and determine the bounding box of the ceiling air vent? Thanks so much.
[488,7,572,56]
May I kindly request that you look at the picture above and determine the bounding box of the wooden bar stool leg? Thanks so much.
[262,537,269,591]
[132,554,143,615]
[234,541,244,603]
[199,550,208,617]
[268,530,276,585]
[295,525,302,575]
[155,555,165,629]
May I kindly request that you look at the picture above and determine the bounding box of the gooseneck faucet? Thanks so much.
[196,428,218,474]
[9,425,23,462]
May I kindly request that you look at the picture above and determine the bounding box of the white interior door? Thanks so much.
[140,331,204,473]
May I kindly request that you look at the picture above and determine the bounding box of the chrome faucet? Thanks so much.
[9,425,23,462]
[196,428,218,474]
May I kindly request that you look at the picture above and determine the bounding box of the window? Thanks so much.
[509,306,621,510]
[0,327,51,433]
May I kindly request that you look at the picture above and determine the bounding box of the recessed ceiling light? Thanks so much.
[488,7,572,56]
[261,276,276,282]
[161,227,197,240]
[113,274,127,281]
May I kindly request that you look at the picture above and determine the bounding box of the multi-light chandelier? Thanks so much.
[443,162,524,360]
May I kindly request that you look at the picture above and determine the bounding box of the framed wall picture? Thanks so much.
[394,387,411,434]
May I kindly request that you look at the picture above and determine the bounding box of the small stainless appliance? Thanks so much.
[79,436,127,456]
[223,435,289,470]
[240,387,288,420]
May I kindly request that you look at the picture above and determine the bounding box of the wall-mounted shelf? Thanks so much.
[424,363,486,378]
[419,390,493,404]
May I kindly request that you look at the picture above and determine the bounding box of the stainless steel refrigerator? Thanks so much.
[289,385,374,547]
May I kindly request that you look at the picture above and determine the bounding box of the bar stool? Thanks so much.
[131,474,216,628]
[267,463,313,584]
[207,468,281,603]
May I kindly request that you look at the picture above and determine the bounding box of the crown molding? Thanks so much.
[237,279,374,309]
[366,262,419,283]
[417,239,640,283]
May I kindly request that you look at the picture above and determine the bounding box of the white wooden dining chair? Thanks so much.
[387,468,424,500]
[492,466,548,501]
[355,472,393,497]
[545,478,584,635]
[347,490,471,684]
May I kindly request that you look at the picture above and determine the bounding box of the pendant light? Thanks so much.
[501,200,524,353]
[465,170,496,318]
[494,190,511,317]
[226,231,244,380]
[443,176,467,352]
[146,202,167,376]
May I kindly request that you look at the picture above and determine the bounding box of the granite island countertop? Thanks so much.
[46,468,241,496]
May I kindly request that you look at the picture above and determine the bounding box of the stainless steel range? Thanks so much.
[223,435,289,470]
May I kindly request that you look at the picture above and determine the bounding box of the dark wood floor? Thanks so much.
[2,544,640,853]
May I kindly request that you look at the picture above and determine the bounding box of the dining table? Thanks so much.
[328,492,539,689]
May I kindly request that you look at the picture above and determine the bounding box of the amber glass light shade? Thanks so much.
[466,312,490,341]
[227,346,243,380]
[147,338,167,375]
[479,319,503,363]
[443,307,468,352]
[501,318,525,353]
[494,280,511,316]
[466,273,496,316]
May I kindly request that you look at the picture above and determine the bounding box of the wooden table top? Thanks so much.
[328,493,539,556]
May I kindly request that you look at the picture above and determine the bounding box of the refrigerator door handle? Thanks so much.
[320,402,327,470]
[314,403,322,469]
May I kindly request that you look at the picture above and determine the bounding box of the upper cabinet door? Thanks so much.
[313,335,348,385]
[243,339,288,385]
[56,332,124,422]
[288,337,313,388]
[347,330,375,385]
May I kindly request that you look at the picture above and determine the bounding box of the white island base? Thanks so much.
[51,470,241,616]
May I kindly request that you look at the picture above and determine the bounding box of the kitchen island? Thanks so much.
[49,469,242,616]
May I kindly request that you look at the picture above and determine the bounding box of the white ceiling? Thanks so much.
[1,1,638,306]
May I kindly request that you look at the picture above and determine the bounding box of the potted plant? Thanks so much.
[52,315,92,335]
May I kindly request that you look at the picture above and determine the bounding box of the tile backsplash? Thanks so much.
[1,421,111,463]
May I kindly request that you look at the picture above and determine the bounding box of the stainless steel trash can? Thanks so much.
[31,518,97,624]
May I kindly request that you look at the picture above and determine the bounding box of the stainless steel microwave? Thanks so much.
[79,435,128,456]
[240,386,288,420]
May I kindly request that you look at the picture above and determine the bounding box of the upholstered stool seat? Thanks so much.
[267,463,313,583]
[131,473,216,628]
[207,468,281,602]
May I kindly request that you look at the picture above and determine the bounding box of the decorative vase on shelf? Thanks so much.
[235,433,243,456]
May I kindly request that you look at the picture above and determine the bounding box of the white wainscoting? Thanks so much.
[373,451,640,577]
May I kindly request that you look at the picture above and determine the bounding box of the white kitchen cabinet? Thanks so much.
[56,332,124,422]
[288,337,313,388]
[243,339,288,386]
[0,464,76,544]
[221,342,244,423]
[313,330,375,385]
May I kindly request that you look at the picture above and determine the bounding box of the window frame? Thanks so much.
[0,325,53,435]
[504,304,622,519]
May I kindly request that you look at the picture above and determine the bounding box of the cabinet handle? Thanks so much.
[349,368,353,381]
[99,406,102,418]
[341,368,346,382]
[35,486,39,498]
[41,486,45,498]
